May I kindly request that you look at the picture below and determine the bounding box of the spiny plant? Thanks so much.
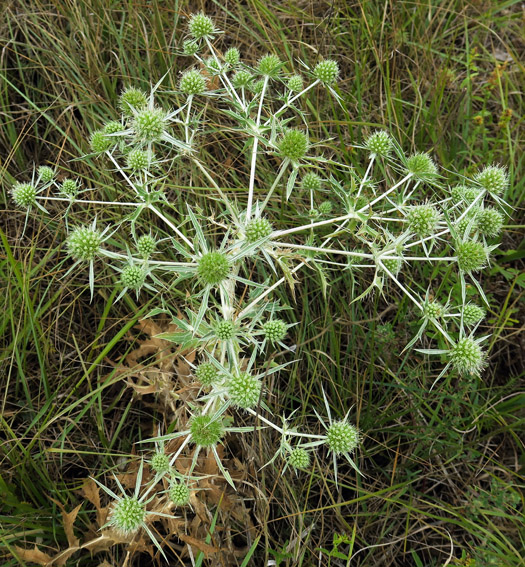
[8,13,512,556]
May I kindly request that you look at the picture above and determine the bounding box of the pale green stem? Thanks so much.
[270,241,374,258]
[36,196,141,206]
[205,38,244,110]
[191,158,240,226]
[184,95,193,144]
[271,210,359,238]
[406,188,486,250]
[264,79,320,126]
[246,76,269,222]
[100,249,195,266]
[356,155,375,199]
[378,260,422,311]
[357,173,412,213]
[237,261,305,319]
[381,255,457,262]
[147,204,194,250]
[258,158,290,214]
[246,408,325,439]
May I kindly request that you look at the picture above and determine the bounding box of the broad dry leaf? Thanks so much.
[13,545,52,566]
[178,533,219,555]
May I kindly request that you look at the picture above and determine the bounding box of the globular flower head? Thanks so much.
[474,165,508,196]
[423,300,444,319]
[67,226,102,261]
[326,421,359,455]
[287,74,304,92]
[277,128,309,162]
[197,251,230,285]
[258,54,282,78]
[109,496,145,536]
[127,148,151,171]
[119,87,148,117]
[379,256,402,277]
[133,107,167,142]
[263,319,287,342]
[183,39,199,56]
[121,265,146,290]
[215,320,236,341]
[456,240,488,273]
[451,184,467,203]
[11,182,36,208]
[406,204,440,237]
[150,452,170,475]
[136,234,156,259]
[38,166,54,183]
[476,208,504,238]
[90,130,112,154]
[450,337,485,376]
[224,47,240,66]
[365,130,392,158]
[313,59,339,85]
[188,13,215,40]
[245,217,273,242]
[319,200,333,215]
[451,185,483,204]
[227,372,262,409]
[195,362,219,387]
[405,153,438,181]
[456,213,477,237]
[169,482,191,506]
[189,415,224,447]
[60,178,79,198]
[205,56,222,76]
[301,172,323,191]
[288,448,311,470]
[104,121,124,135]
[232,69,253,88]
[251,79,266,94]
[462,304,486,326]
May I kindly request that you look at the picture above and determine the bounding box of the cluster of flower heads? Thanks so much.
[8,12,513,549]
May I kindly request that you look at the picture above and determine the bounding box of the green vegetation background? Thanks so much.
[1,1,523,566]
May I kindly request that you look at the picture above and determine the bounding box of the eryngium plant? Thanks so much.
[9,13,511,509]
